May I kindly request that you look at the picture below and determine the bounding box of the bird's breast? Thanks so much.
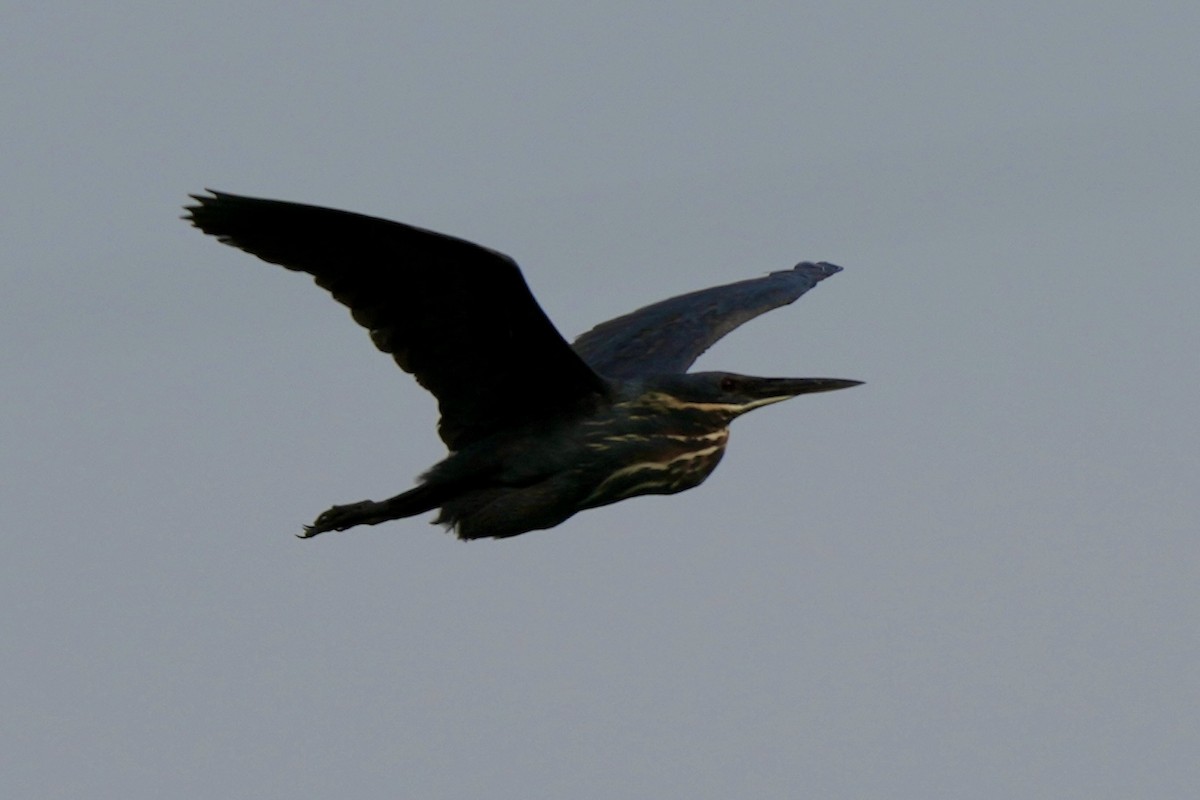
[579,429,730,508]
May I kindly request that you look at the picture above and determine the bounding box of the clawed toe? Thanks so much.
[297,500,379,539]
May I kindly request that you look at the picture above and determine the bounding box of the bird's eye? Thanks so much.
[720,377,739,392]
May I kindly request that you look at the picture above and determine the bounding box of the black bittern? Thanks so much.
[185,191,860,540]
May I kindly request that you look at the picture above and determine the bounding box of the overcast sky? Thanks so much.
[4,2,1198,798]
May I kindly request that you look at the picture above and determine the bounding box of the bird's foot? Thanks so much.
[297,500,379,539]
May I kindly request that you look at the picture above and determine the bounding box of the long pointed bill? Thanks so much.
[756,377,863,398]
[649,377,863,416]
[729,377,862,414]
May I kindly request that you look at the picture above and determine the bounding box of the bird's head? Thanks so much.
[635,371,862,422]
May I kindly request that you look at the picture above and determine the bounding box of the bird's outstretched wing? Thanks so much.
[185,191,607,450]
[572,262,843,378]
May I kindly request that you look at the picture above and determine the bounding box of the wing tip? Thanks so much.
[181,189,219,226]
[791,261,843,280]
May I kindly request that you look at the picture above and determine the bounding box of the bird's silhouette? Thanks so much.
[185,191,859,539]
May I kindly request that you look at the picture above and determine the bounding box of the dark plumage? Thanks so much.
[185,191,859,540]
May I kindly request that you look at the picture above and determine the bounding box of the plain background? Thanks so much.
[4,3,1197,798]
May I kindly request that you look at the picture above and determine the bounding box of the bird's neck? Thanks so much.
[610,389,736,434]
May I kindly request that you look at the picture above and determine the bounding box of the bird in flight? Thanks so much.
[185,191,860,540]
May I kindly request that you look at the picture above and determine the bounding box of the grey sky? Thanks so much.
[4,2,1198,798]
